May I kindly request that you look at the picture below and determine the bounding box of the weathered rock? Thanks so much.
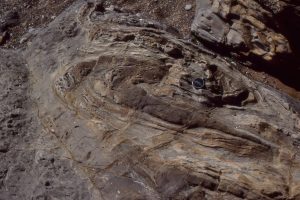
[191,0,298,63]
[19,1,300,199]
[0,47,92,200]
[0,1,300,200]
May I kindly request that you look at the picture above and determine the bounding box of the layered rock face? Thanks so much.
[192,0,299,63]
[1,0,300,200]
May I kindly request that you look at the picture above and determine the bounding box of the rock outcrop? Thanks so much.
[191,0,300,64]
[1,0,300,200]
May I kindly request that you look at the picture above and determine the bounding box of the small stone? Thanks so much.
[185,4,192,11]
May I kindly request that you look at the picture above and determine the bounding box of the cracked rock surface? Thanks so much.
[192,0,299,63]
[1,0,300,200]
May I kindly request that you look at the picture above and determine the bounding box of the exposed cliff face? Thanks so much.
[1,0,300,200]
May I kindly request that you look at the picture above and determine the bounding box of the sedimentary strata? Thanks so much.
[192,0,300,64]
[22,2,300,199]
[0,0,300,199]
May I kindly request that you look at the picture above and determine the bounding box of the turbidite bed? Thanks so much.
[1,0,300,199]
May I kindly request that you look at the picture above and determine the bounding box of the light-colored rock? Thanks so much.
[185,4,192,11]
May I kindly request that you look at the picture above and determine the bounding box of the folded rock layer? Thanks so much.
[0,0,300,200]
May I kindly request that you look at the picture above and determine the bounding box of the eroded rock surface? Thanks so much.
[1,0,300,200]
[0,49,92,200]
[192,0,299,63]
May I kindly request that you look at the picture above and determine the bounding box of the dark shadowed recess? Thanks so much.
[267,4,300,90]
[258,3,300,91]
[192,17,300,91]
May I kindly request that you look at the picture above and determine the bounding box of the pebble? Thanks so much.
[185,4,192,11]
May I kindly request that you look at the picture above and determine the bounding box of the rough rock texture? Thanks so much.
[0,0,76,48]
[1,0,300,200]
[191,0,300,99]
[0,49,92,200]
[191,0,299,63]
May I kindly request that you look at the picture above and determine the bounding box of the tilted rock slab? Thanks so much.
[192,0,299,62]
[1,1,300,199]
